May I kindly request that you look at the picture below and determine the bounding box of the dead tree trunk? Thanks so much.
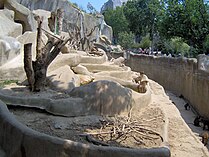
[80,25,98,51]
[56,8,64,35]
[24,43,35,91]
[24,14,70,92]
[33,38,69,92]
[48,11,56,33]
[48,9,64,35]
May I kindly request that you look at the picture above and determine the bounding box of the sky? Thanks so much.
[69,0,108,12]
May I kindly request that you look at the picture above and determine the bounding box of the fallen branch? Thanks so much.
[131,135,145,145]
[129,128,160,140]
[85,135,109,146]
[41,28,62,40]
[80,113,164,146]
[79,131,114,136]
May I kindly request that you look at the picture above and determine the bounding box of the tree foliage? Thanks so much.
[118,31,135,49]
[103,6,129,41]
[158,0,209,54]
[203,34,209,52]
[103,0,209,55]
[139,34,152,49]
[123,0,162,37]
[163,37,190,55]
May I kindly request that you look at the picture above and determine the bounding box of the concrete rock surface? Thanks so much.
[0,36,21,66]
[47,65,80,92]
[0,9,22,38]
[69,80,133,115]
[72,64,93,76]
[4,0,37,32]
[48,53,81,72]
[16,0,113,41]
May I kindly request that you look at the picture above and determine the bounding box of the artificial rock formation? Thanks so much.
[16,0,113,42]
[72,64,93,76]
[0,0,151,117]
[69,80,133,115]
[3,0,37,32]
[197,54,209,72]
[0,36,21,66]
[47,65,80,92]
[101,0,128,13]
[0,9,22,38]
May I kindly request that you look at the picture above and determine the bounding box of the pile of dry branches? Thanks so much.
[81,109,163,147]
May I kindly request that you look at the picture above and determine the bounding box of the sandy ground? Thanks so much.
[3,80,209,156]
[149,80,209,157]
[8,102,165,149]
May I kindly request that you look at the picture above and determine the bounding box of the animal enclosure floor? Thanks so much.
[6,79,209,156]
[8,102,165,149]
[166,91,209,156]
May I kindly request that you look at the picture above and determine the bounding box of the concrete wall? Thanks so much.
[126,54,209,119]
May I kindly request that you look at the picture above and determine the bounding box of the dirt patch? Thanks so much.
[8,102,165,149]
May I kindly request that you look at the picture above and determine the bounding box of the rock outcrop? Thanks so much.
[0,36,21,66]
[197,54,209,72]
[72,64,93,76]
[69,80,133,115]
[47,65,80,92]
[16,31,39,59]
[0,9,22,38]
[16,0,113,42]
[101,0,128,13]
[3,0,37,32]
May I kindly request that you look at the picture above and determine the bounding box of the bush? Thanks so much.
[132,43,141,49]
[163,37,190,56]
[118,31,135,49]
[139,35,151,49]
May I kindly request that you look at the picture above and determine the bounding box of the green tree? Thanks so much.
[123,0,163,38]
[164,37,190,56]
[139,34,152,49]
[118,31,135,49]
[103,6,129,43]
[158,0,209,54]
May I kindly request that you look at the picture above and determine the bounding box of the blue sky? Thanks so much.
[69,0,108,12]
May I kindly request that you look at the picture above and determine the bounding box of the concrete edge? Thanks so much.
[160,100,170,150]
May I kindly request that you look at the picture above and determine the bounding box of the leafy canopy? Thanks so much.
[158,0,209,53]
[103,0,209,55]
[103,6,129,40]
[118,31,135,49]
